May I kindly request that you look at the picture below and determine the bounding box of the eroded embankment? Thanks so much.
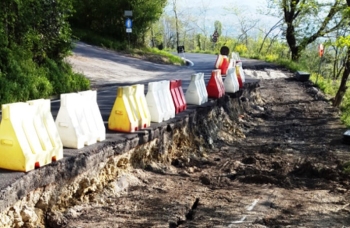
[0,81,260,228]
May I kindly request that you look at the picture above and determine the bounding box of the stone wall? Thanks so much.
[0,81,260,227]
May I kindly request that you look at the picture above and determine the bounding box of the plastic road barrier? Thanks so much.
[156,81,171,121]
[197,73,209,103]
[238,64,246,83]
[216,69,226,94]
[161,81,176,119]
[146,82,165,123]
[229,59,236,69]
[78,90,106,142]
[56,93,96,149]
[27,99,63,163]
[214,54,224,69]
[224,67,240,93]
[108,86,139,133]
[132,84,151,129]
[170,80,187,113]
[235,65,244,88]
[185,73,206,105]
[207,70,224,99]
[0,100,62,172]
[214,54,229,76]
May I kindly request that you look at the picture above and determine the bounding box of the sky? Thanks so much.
[164,0,280,37]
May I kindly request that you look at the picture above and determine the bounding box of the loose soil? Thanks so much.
[60,75,350,228]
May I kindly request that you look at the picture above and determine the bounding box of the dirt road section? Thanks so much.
[63,75,350,227]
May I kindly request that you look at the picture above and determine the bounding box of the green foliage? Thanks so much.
[70,0,167,45]
[0,0,90,105]
[342,161,350,175]
[233,44,248,55]
[73,28,128,50]
[44,59,90,95]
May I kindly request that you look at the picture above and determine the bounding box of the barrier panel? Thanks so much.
[156,81,171,121]
[56,93,96,149]
[198,73,209,103]
[216,70,226,94]
[235,65,244,88]
[224,67,240,93]
[207,70,224,99]
[214,54,223,69]
[146,82,165,123]
[108,86,139,133]
[185,74,206,105]
[214,54,229,76]
[0,100,62,172]
[28,99,63,163]
[78,90,106,142]
[132,84,151,129]
[170,80,187,113]
[161,80,176,119]
[229,59,236,69]
[238,64,246,83]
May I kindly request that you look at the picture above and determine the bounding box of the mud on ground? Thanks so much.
[61,76,350,228]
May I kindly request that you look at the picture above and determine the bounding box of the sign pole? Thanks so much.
[316,44,324,84]
[124,11,133,49]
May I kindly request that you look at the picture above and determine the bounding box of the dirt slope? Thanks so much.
[60,73,350,228]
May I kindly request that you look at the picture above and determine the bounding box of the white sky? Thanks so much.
[164,0,280,37]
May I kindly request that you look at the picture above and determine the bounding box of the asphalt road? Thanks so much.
[0,43,276,192]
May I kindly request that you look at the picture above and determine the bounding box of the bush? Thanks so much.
[0,45,90,105]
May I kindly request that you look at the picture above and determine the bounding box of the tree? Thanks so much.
[193,0,211,50]
[269,0,347,61]
[214,20,222,37]
[225,6,259,47]
[71,0,167,45]
[333,0,350,107]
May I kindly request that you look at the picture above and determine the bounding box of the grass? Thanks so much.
[72,28,185,66]
[128,47,185,66]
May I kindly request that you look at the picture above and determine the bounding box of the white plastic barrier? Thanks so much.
[156,81,170,121]
[27,99,63,162]
[146,82,165,123]
[224,67,240,93]
[55,93,95,149]
[78,90,106,142]
[185,73,207,105]
[132,84,151,129]
[238,64,246,83]
[161,80,175,119]
[231,52,241,63]
[229,59,236,69]
[197,73,208,103]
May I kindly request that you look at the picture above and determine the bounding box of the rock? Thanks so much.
[199,175,211,185]
[178,171,191,177]
[187,167,194,173]
[46,211,68,228]
[336,187,347,194]
[65,208,78,219]
[20,206,38,223]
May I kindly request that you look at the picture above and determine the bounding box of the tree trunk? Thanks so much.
[333,49,350,107]
[285,22,300,61]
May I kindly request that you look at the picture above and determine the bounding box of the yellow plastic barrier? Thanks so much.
[0,101,61,172]
[108,86,139,132]
[131,84,151,129]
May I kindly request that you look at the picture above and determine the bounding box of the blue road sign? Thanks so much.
[125,18,132,28]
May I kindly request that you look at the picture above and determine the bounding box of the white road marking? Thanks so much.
[228,199,260,226]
